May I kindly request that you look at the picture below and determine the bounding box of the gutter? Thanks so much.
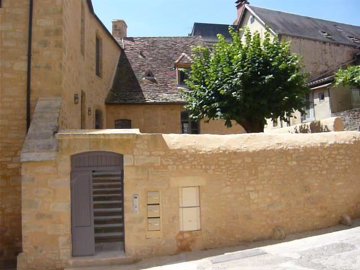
[26,0,34,130]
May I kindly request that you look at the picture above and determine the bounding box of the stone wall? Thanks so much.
[61,0,121,129]
[106,104,245,134]
[0,1,121,265]
[0,0,29,266]
[18,131,360,270]
[333,108,360,131]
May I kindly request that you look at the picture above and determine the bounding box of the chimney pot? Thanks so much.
[112,20,127,39]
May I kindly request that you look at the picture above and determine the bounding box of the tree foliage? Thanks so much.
[335,65,360,89]
[183,28,310,133]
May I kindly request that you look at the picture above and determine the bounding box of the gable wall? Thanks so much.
[283,35,358,79]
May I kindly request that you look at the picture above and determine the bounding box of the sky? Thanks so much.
[92,0,360,37]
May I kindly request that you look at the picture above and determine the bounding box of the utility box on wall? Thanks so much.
[179,187,201,231]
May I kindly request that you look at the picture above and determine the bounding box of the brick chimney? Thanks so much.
[112,20,127,39]
[235,0,249,24]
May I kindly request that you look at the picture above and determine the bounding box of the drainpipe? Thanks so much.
[26,0,34,131]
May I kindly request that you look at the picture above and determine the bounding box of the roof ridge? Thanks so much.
[250,5,360,29]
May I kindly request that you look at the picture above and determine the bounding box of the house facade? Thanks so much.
[0,0,121,267]
[105,22,245,134]
[1,0,360,269]
[235,0,360,129]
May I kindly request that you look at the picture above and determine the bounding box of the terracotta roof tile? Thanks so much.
[106,36,204,104]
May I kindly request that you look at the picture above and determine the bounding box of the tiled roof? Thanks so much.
[248,6,360,47]
[191,23,234,41]
[106,36,204,104]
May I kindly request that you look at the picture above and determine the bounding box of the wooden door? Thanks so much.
[71,170,95,256]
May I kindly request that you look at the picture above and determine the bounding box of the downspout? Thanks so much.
[26,0,34,131]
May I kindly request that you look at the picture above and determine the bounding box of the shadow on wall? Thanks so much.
[294,121,331,133]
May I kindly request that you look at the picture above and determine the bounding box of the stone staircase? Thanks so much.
[92,172,124,250]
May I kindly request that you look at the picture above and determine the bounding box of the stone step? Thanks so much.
[94,215,122,221]
[94,208,122,213]
[93,193,121,198]
[93,182,121,187]
[94,200,122,204]
[66,254,136,269]
[95,223,123,229]
[93,187,122,192]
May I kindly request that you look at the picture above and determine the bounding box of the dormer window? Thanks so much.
[319,30,333,40]
[177,68,189,86]
[347,36,360,44]
[144,70,156,82]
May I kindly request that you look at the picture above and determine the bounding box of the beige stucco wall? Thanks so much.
[106,104,245,134]
[284,36,358,79]
[61,0,121,129]
[0,0,29,265]
[18,131,360,270]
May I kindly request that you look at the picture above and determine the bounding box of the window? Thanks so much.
[318,92,325,101]
[95,109,103,129]
[96,36,102,77]
[177,68,189,86]
[80,2,85,56]
[115,119,131,129]
[272,118,278,127]
[179,187,201,231]
[181,111,199,134]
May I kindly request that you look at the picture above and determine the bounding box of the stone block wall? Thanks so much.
[0,0,29,266]
[18,131,360,270]
[333,108,360,131]
[61,0,121,129]
[106,104,246,134]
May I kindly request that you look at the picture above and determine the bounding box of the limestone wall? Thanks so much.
[106,104,245,134]
[61,0,121,129]
[0,0,29,265]
[284,36,358,79]
[19,131,360,269]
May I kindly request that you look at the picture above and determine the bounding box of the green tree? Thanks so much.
[183,29,309,133]
[335,65,360,89]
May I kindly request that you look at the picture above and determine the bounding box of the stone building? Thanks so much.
[0,1,243,268]
[0,0,360,269]
[106,24,244,134]
[235,1,360,129]
[0,0,121,267]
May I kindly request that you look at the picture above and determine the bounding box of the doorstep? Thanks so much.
[65,251,137,269]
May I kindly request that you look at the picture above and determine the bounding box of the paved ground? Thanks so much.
[96,221,360,270]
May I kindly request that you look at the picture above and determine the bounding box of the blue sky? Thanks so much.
[92,0,360,37]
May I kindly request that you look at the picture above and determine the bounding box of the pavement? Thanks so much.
[88,220,360,270]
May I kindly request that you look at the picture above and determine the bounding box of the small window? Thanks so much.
[179,187,201,231]
[115,119,131,129]
[319,30,333,40]
[96,36,102,77]
[95,109,103,129]
[80,2,85,56]
[318,92,325,101]
[178,68,189,86]
[181,112,199,134]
